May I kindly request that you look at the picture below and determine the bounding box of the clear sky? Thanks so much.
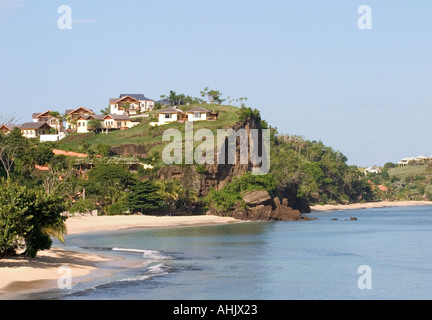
[1,0,431,167]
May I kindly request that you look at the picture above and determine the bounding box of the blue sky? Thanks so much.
[1,0,431,166]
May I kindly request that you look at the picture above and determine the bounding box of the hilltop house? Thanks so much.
[0,124,21,134]
[154,107,185,125]
[32,110,62,133]
[398,155,432,167]
[151,106,219,126]
[19,122,52,138]
[76,114,137,133]
[185,106,212,122]
[364,166,381,174]
[110,94,155,115]
[65,107,95,131]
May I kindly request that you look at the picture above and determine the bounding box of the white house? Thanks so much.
[110,94,155,115]
[398,155,431,167]
[364,166,381,174]
[185,106,211,122]
[156,107,184,125]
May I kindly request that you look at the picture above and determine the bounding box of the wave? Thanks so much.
[112,247,172,260]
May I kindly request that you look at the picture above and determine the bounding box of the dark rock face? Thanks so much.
[207,190,315,222]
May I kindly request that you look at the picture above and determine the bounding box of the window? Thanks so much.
[117,122,121,127]
[165,113,171,119]
[194,112,200,118]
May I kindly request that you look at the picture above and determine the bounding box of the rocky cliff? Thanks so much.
[156,118,312,220]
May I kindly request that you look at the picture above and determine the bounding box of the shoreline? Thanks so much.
[0,215,241,299]
[2,203,432,299]
[310,200,432,212]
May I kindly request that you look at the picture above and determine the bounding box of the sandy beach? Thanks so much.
[310,200,432,212]
[2,203,432,299]
[0,215,240,299]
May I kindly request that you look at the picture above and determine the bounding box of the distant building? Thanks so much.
[398,155,432,167]
[19,122,52,138]
[364,166,381,174]
[110,94,155,115]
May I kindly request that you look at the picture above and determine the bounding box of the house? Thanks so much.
[119,94,155,112]
[364,166,381,174]
[76,114,137,133]
[102,114,137,130]
[0,124,21,135]
[110,94,155,115]
[155,107,185,125]
[32,110,62,132]
[19,122,52,138]
[65,107,95,131]
[185,106,211,122]
[398,155,432,167]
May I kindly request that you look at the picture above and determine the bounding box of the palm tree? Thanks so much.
[156,179,184,212]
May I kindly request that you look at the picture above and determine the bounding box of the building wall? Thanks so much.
[187,112,207,122]
[77,120,89,133]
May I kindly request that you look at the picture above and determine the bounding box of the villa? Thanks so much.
[19,122,52,138]
[156,107,185,125]
[0,124,21,135]
[398,155,432,167]
[65,107,95,131]
[76,114,137,133]
[151,106,219,126]
[109,94,155,116]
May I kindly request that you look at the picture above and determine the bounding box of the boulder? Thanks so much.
[242,190,272,207]
[248,205,273,221]
[232,208,248,220]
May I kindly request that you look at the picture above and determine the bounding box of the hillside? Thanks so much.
[57,104,241,167]
[367,163,432,201]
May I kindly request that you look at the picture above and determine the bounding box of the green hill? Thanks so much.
[57,104,241,166]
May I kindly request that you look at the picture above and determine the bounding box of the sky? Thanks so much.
[0,0,431,167]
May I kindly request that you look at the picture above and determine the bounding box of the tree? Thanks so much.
[86,164,136,213]
[87,119,102,132]
[127,180,164,214]
[200,87,225,104]
[0,128,31,179]
[156,179,184,211]
[0,179,67,258]
[100,106,110,115]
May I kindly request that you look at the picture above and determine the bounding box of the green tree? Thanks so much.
[0,179,67,258]
[127,180,164,214]
[86,164,136,213]
[87,119,102,132]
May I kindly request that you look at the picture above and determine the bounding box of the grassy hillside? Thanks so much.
[57,104,241,165]
[369,164,432,200]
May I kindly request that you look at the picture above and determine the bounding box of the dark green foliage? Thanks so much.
[127,180,165,214]
[206,173,277,212]
[0,179,67,258]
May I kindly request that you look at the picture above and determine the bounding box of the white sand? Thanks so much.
[0,215,241,299]
[310,200,432,212]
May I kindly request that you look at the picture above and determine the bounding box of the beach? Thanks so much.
[310,200,432,212]
[0,215,240,299]
[2,202,432,299]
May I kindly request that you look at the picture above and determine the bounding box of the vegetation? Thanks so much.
[1,89,430,257]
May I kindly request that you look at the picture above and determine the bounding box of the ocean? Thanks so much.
[21,206,432,300]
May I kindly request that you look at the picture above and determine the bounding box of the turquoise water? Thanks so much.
[24,206,432,300]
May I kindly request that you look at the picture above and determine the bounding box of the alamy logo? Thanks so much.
[58,5,72,30]
[57,265,72,289]
[161,121,270,175]
[357,5,372,30]
[357,265,372,290]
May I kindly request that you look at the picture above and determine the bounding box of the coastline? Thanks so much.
[310,200,432,212]
[0,215,241,299]
[2,203,432,299]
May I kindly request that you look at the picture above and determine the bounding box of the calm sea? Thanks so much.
[21,206,432,300]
